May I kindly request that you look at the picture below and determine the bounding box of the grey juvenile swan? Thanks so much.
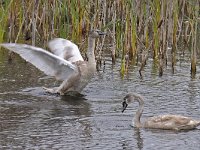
[0,30,106,95]
[122,93,200,131]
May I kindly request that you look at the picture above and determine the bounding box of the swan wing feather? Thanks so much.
[48,38,84,62]
[147,115,191,124]
[145,115,199,130]
[0,43,78,81]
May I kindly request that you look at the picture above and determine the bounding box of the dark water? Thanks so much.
[0,53,200,150]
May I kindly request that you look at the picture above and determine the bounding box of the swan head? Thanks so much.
[122,93,141,113]
[89,29,106,38]
[122,94,133,113]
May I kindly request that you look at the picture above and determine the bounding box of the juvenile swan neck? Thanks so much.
[87,36,96,64]
[134,95,144,128]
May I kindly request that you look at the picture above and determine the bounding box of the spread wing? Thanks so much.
[0,43,79,81]
[48,38,84,62]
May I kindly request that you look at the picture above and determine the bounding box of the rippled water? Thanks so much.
[0,52,200,150]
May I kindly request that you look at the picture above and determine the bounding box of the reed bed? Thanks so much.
[0,0,200,77]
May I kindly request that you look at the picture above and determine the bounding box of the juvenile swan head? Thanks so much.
[122,93,141,113]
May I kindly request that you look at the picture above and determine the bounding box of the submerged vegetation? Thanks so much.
[0,0,200,77]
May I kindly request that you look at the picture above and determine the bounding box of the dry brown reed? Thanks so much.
[0,0,200,77]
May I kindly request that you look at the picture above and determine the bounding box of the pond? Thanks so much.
[0,51,200,150]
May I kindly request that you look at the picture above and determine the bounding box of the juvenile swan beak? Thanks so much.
[99,31,107,35]
[122,101,128,113]
[95,29,107,36]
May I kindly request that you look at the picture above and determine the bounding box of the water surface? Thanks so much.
[0,53,200,150]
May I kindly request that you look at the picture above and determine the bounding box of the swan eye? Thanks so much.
[122,101,128,113]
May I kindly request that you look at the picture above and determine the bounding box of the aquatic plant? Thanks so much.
[0,0,200,77]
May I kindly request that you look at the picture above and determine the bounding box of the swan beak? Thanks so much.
[98,30,107,36]
[122,101,128,113]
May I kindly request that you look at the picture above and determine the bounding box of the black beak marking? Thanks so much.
[98,31,107,36]
[122,101,128,113]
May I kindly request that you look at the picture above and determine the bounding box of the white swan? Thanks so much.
[122,93,200,131]
[0,30,106,95]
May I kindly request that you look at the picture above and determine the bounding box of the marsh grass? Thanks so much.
[0,0,200,77]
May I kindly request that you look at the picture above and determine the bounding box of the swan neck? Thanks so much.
[134,96,144,128]
[87,36,96,64]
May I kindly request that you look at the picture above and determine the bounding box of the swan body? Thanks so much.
[122,93,200,131]
[0,30,106,95]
